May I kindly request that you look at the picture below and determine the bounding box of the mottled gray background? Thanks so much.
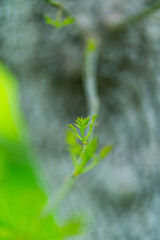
[1,0,160,239]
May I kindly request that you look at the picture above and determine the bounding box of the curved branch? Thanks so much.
[83,38,100,117]
[112,1,160,30]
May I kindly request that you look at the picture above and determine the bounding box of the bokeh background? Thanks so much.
[1,0,160,239]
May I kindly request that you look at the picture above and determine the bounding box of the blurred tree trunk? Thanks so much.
[1,0,160,239]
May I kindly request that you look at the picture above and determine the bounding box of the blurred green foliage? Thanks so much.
[0,63,83,240]
[44,15,75,29]
[0,62,112,239]
[44,0,75,29]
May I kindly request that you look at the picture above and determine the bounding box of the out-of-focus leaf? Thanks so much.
[68,124,77,133]
[82,155,99,174]
[91,114,98,125]
[62,17,75,26]
[60,214,86,238]
[0,63,87,239]
[81,138,98,165]
[44,14,52,24]
[68,124,82,141]
[0,62,26,142]
[100,145,113,159]
[75,116,90,129]
[44,15,75,29]
[44,14,61,28]
[72,143,82,157]
[0,63,62,239]
[66,130,76,146]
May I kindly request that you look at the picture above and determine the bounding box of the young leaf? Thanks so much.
[85,114,98,141]
[68,124,77,133]
[82,155,99,174]
[75,116,90,129]
[0,63,62,240]
[44,14,55,26]
[0,62,26,142]
[100,145,113,159]
[44,14,65,28]
[52,19,63,28]
[44,15,75,29]
[62,17,75,26]
[74,123,81,128]
[72,143,83,157]
[91,114,98,127]
[66,130,76,146]
[68,124,82,141]
[60,214,86,238]
[81,138,98,165]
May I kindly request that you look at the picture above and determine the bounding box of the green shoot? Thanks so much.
[68,115,98,144]
[44,115,112,215]
[67,115,112,177]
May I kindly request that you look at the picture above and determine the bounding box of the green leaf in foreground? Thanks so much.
[0,62,26,142]
[60,214,86,238]
[0,63,85,239]
[100,145,113,159]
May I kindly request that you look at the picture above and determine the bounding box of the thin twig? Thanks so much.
[41,174,77,217]
[45,1,100,117]
[114,1,160,30]
[83,38,100,117]
[45,0,72,17]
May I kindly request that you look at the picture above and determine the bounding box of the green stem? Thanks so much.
[42,175,77,217]
[70,148,78,167]
[45,0,73,18]
[83,38,100,118]
[114,1,160,29]
[46,1,100,119]
[41,144,87,217]
[73,144,86,176]
[80,128,85,142]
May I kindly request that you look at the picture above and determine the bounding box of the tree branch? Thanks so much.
[113,1,160,30]
[83,38,100,117]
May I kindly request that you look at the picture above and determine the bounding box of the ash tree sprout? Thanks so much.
[68,115,97,144]
[43,0,112,218]
[43,115,112,216]
[67,114,112,176]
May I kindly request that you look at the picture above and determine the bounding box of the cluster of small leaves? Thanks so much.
[68,115,97,144]
[44,0,75,29]
[67,115,112,177]
[44,15,75,29]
